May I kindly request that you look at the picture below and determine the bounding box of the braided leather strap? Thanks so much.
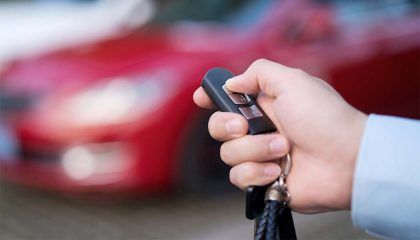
[265,201,281,240]
[255,202,271,240]
[255,200,282,240]
[255,201,297,240]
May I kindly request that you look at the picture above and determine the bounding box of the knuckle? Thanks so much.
[251,58,270,69]
[291,68,308,79]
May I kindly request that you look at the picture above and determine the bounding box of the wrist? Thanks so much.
[344,110,368,209]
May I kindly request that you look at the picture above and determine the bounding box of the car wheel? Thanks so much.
[180,111,235,195]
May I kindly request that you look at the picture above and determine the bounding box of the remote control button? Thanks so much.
[229,94,251,104]
[223,85,251,104]
[222,84,233,94]
[239,105,263,119]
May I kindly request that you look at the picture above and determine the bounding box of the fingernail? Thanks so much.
[225,78,234,85]
[264,165,281,177]
[226,119,243,134]
[269,137,285,154]
[226,76,239,86]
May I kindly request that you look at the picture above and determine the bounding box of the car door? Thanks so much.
[264,0,419,118]
[323,0,419,118]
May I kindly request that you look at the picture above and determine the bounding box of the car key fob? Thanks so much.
[201,68,276,135]
[201,67,276,219]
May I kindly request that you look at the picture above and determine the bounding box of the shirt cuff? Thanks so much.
[351,114,420,239]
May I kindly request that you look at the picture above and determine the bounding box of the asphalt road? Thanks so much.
[0,182,377,240]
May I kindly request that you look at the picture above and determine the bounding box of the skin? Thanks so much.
[193,59,367,213]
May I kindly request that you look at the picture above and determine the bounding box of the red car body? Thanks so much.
[1,0,419,194]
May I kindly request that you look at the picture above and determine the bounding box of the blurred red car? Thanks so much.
[0,0,419,194]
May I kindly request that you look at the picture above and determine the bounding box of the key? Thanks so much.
[201,68,276,135]
[201,67,276,219]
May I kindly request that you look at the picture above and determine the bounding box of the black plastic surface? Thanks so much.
[245,186,267,220]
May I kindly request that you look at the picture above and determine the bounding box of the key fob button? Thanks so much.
[239,105,263,119]
[222,84,251,104]
[222,84,233,94]
[229,94,251,104]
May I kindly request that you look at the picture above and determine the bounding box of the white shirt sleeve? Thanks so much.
[352,114,420,240]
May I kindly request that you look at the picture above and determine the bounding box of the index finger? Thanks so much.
[193,87,216,109]
[225,59,305,98]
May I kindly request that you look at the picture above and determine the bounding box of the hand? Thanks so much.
[193,59,367,213]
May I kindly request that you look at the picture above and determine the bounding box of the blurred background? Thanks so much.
[0,0,418,239]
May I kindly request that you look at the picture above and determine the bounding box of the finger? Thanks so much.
[229,162,281,190]
[208,111,248,141]
[193,87,216,109]
[225,58,307,97]
[221,134,289,166]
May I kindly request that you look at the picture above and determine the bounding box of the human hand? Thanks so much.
[193,59,367,213]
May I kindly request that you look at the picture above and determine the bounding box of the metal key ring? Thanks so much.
[280,153,292,178]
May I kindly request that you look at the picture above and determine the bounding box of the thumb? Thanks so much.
[225,59,301,98]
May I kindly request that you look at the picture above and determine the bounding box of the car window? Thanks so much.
[150,0,273,27]
[318,0,419,25]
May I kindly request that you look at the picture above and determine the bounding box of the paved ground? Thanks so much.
[0,182,377,240]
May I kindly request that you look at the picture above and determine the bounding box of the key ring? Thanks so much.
[255,153,296,240]
[280,153,291,178]
[265,153,292,205]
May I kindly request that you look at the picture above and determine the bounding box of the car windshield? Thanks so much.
[321,0,420,25]
[0,0,273,62]
[150,0,274,27]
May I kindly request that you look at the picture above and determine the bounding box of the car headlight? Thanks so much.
[61,142,134,184]
[60,70,178,127]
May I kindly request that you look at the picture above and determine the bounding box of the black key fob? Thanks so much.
[246,186,267,220]
[201,67,276,219]
[201,68,276,135]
